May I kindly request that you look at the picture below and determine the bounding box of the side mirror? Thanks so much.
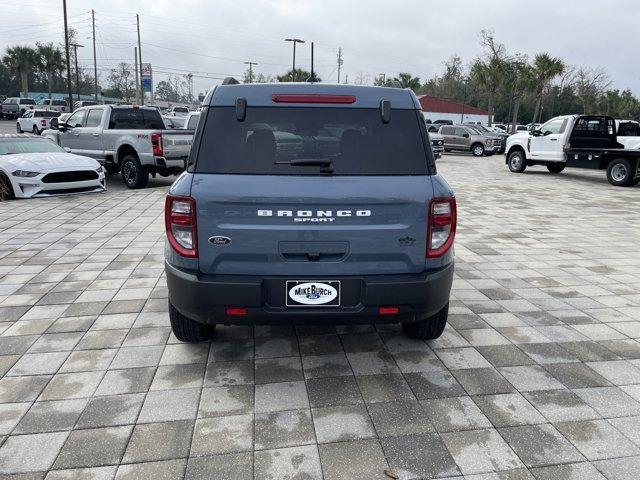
[49,117,59,130]
[462,133,470,138]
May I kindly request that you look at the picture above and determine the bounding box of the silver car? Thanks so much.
[438,124,500,156]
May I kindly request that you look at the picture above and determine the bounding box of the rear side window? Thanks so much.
[187,114,200,129]
[52,100,66,106]
[85,109,103,127]
[20,99,36,105]
[108,109,164,129]
[195,107,429,175]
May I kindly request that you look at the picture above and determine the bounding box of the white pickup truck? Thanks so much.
[43,105,193,189]
[505,114,640,187]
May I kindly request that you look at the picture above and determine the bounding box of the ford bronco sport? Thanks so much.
[165,82,456,342]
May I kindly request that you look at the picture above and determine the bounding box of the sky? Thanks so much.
[2,0,639,98]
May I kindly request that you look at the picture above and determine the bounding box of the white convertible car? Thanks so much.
[0,134,106,200]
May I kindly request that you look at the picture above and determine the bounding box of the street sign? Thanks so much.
[141,63,152,93]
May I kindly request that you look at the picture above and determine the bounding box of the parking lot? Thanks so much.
[0,151,639,480]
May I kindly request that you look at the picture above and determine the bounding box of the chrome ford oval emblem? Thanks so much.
[208,236,231,246]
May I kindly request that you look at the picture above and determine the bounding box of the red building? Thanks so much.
[417,95,489,124]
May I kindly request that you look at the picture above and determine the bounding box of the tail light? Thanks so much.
[427,197,456,258]
[165,195,197,258]
[151,133,163,156]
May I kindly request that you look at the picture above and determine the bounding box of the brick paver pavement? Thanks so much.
[1,155,640,479]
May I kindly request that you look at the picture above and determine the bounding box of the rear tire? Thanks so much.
[169,300,215,343]
[508,150,527,173]
[0,172,15,201]
[546,163,565,174]
[402,303,449,340]
[120,154,149,189]
[606,158,635,186]
[471,143,485,157]
[32,125,39,135]
[632,178,640,186]
[16,123,22,133]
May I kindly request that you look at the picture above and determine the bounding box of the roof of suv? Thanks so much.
[206,83,421,110]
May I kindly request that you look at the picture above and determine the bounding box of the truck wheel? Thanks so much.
[0,173,15,201]
[16,123,22,133]
[471,143,485,157]
[606,158,635,187]
[632,178,640,186]
[507,150,527,173]
[169,300,215,343]
[546,163,565,174]
[402,303,449,340]
[121,155,149,189]
[32,125,39,135]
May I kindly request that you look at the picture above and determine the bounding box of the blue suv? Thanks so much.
[164,81,456,342]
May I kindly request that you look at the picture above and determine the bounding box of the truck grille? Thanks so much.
[42,170,98,184]
[493,138,502,146]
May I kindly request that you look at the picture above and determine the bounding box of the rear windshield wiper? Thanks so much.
[275,158,332,167]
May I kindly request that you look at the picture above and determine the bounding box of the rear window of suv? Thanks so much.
[194,107,429,175]
[108,108,164,129]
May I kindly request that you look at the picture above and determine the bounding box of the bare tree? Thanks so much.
[353,71,371,86]
[572,66,610,114]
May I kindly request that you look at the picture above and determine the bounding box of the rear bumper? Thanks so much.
[165,261,454,325]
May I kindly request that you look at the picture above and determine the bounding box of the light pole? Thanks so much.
[460,77,468,124]
[62,0,73,111]
[70,43,84,101]
[284,38,304,81]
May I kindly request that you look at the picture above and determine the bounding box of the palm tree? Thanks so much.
[393,73,421,92]
[470,56,505,126]
[531,53,564,123]
[503,57,535,133]
[2,46,38,95]
[36,43,64,99]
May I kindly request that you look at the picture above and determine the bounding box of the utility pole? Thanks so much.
[136,14,144,105]
[337,48,343,84]
[70,43,84,101]
[309,42,315,81]
[244,61,257,83]
[134,47,139,104]
[63,0,73,111]
[91,10,98,102]
[284,38,304,81]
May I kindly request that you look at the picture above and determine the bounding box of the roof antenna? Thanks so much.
[307,42,319,83]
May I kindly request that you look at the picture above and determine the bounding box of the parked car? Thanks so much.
[43,105,193,188]
[422,114,440,133]
[439,124,500,156]
[433,119,453,125]
[17,110,61,135]
[166,106,189,117]
[37,98,68,113]
[505,115,640,186]
[466,123,508,153]
[0,134,106,200]
[164,82,456,342]
[429,131,445,158]
[493,124,507,131]
[616,119,640,149]
[0,98,36,119]
[184,111,201,130]
[163,116,187,129]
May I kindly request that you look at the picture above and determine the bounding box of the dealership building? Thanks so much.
[417,95,490,124]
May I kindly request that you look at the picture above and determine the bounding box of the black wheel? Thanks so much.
[0,173,15,201]
[16,123,22,133]
[484,152,494,157]
[120,154,149,189]
[169,300,215,342]
[471,143,485,157]
[507,150,527,173]
[546,163,565,174]
[606,158,635,187]
[402,303,449,340]
[32,125,39,135]
[104,164,120,175]
[632,178,640,186]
